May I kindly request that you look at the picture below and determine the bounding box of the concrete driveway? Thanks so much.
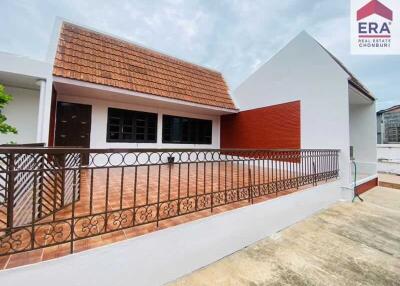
[168,187,400,286]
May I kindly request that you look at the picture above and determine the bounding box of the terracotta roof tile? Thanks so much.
[53,22,236,110]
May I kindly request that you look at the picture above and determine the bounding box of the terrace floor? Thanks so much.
[169,186,400,286]
[0,162,334,270]
[379,172,400,189]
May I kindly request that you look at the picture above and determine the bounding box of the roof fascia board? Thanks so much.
[53,76,238,113]
[349,80,375,102]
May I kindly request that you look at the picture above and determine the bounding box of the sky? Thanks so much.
[1,0,399,110]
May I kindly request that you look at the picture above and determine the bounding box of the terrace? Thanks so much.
[0,148,339,269]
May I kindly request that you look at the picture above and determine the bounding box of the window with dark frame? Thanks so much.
[107,108,157,143]
[162,115,212,144]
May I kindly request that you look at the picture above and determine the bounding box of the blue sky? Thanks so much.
[1,0,399,110]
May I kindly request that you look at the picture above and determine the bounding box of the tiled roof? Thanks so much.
[53,22,236,110]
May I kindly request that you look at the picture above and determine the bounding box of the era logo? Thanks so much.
[351,0,400,54]
[357,0,393,37]
[358,22,391,34]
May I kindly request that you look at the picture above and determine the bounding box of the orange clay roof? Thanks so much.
[53,22,236,110]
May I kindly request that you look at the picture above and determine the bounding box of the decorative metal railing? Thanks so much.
[0,148,339,256]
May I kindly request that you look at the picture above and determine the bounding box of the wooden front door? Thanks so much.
[55,102,92,148]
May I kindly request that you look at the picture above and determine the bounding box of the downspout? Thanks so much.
[351,160,363,202]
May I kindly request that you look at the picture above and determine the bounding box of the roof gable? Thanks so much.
[308,33,375,100]
[53,22,236,110]
[236,31,374,101]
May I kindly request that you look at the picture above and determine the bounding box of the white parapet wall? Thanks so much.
[377,144,400,174]
[0,180,342,286]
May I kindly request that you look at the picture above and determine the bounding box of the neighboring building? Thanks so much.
[377,105,400,144]
[0,20,377,191]
[377,110,383,144]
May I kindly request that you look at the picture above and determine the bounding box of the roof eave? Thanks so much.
[53,76,239,114]
[348,80,375,102]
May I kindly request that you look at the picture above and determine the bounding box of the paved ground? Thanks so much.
[379,173,400,184]
[379,173,400,189]
[169,186,400,286]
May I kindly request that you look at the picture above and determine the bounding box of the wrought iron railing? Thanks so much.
[0,148,339,256]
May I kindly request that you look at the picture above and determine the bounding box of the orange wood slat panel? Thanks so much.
[220,101,301,149]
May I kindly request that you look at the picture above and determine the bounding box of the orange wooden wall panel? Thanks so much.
[220,101,301,149]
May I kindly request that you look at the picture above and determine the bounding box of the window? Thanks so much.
[162,115,212,144]
[107,108,157,143]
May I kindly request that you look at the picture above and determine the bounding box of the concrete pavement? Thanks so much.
[168,186,400,286]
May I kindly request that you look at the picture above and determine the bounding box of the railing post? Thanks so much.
[60,153,66,207]
[210,160,214,212]
[37,154,45,218]
[77,152,82,201]
[248,166,253,204]
[336,151,339,178]
[325,151,329,182]
[312,160,317,186]
[6,153,15,231]
[296,151,299,189]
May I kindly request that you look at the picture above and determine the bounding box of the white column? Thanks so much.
[157,111,163,148]
[35,79,46,142]
[40,78,54,145]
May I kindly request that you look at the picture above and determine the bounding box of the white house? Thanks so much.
[0,20,237,150]
[0,21,377,192]
[232,32,378,192]
[0,19,380,284]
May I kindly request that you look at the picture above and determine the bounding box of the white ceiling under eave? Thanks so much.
[53,77,238,116]
[348,83,374,105]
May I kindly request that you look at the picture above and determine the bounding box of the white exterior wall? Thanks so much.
[349,102,378,176]
[0,52,52,144]
[57,94,221,149]
[0,180,343,286]
[0,52,50,80]
[233,32,351,187]
[377,144,400,174]
[0,86,40,144]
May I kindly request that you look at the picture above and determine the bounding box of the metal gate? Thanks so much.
[0,149,81,230]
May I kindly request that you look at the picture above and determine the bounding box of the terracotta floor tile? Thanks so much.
[0,255,10,270]
[73,237,103,253]
[100,230,126,244]
[6,249,43,269]
[42,244,71,261]
[1,163,337,269]
[124,224,157,239]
